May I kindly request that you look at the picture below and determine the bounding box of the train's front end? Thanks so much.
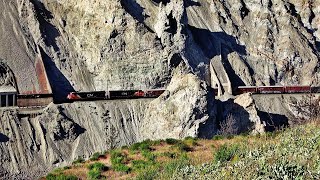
[67,92,81,100]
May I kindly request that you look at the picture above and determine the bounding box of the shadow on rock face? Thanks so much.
[120,0,150,23]
[31,0,60,52]
[185,0,201,7]
[40,47,75,103]
[316,41,320,52]
[258,111,289,132]
[52,120,86,141]
[0,133,9,143]
[188,25,250,87]
[188,25,247,59]
[217,99,252,134]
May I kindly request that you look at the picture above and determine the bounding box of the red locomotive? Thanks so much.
[66,89,166,101]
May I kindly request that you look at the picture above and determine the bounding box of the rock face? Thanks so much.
[217,93,265,135]
[0,0,319,178]
[234,93,265,134]
[141,73,216,140]
[0,100,150,179]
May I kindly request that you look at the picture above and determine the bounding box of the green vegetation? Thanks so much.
[214,144,239,163]
[72,157,84,165]
[110,150,131,173]
[89,152,104,161]
[87,162,107,179]
[44,122,320,180]
[165,138,179,145]
[46,173,78,180]
[171,123,320,179]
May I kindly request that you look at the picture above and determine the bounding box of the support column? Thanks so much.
[13,94,16,106]
[6,94,8,107]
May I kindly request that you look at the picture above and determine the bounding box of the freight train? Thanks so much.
[14,86,320,107]
[233,86,317,95]
[66,89,166,101]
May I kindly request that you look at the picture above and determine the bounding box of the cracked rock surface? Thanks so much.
[0,0,319,178]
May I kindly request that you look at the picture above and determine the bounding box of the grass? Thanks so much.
[44,122,320,179]
[46,173,78,180]
[110,150,131,173]
[87,162,107,179]
[213,144,239,163]
[89,152,105,161]
[72,157,85,165]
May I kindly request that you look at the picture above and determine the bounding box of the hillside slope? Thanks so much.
[44,122,320,179]
[0,0,319,178]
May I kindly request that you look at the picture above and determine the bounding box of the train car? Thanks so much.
[109,90,141,99]
[67,91,106,101]
[144,89,165,98]
[133,90,145,97]
[285,86,311,93]
[311,86,320,93]
[258,86,285,94]
[236,86,258,94]
[17,93,53,107]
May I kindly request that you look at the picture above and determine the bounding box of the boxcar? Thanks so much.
[285,86,311,93]
[236,86,258,94]
[67,91,106,100]
[144,90,165,98]
[258,86,285,94]
[109,90,140,99]
[311,87,320,93]
[17,93,53,107]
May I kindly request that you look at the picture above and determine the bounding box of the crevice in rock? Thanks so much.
[267,0,273,10]
[152,0,170,6]
[169,53,183,68]
[240,0,250,20]
[309,8,315,25]
[165,13,178,34]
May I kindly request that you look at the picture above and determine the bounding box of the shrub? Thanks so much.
[165,138,179,145]
[214,144,239,163]
[141,150,156,161]
[218,114,238,136]
[72,157,85,165]
[162,154,190,178]
[113,164,131,173]
[110,150,131,173]
[162,152,178,159]
[172,142,191,152]
[87,162,107,180]
[110,151,127,165]
[46,173,78,180]
[212,135,224,140]
[183,136,198,146]
[129,140,151,152]
[87,168,102,180]
[63,166,71,170]
[87,162,107,171]
[90,152,104,161]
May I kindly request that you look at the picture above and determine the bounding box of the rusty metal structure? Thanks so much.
[17,55,53,107]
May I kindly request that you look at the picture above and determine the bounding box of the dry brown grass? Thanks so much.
[45,135,284,180]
